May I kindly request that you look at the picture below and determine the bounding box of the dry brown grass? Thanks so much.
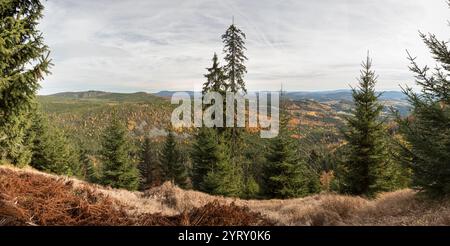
[0,167,131,226]
[1,165,450,226]
[0,166,270,226]
[139,180,450,226]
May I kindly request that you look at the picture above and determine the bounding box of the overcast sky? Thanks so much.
[38,0,449,94]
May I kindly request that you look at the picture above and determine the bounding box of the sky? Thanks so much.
[38,0,449,95]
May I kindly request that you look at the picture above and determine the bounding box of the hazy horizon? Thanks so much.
[38,88,410,96]
[38,0,449,94]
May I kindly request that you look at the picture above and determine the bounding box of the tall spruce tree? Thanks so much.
[342,55,400,196]
[0,0,51,165]
[221,22,248,195]
[397,1,450,196]
[221,22,248,136]
[160,131,188,187]
[222,23,248,93]
[99,114,139,190]
[262,91,320,199]
[190,33,248,195]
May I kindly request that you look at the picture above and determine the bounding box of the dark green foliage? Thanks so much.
[84,159,98,183]
[263,132,320,199]
[202,136,243,197]
[242,132,266,188]
[160,131,188,187]
[190,24,251,196]
[262,96,320,199]
[191,128,244,196]
[139,137,164,189]
[202,53,228,133]
[242,176,260,198]
[397,5,450,196]
[240,132,264,198]
[80,148,99,183]
[221,23,248,195]
[191,127,219,191]
[139,138,154,186]
[307,149,340,174]
[342,56,404,196]
[29,111,82,176]
[13,107,35,167]
[203,53,227,95]
[99,114,139,190]
[0,0,51,165]
[222,24,248,93]
[241,158,261,199]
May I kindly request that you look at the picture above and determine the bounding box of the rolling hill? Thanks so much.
[36,90,409,152]
[37,91,176,151]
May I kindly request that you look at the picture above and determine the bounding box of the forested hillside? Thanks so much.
[37,92,175,151]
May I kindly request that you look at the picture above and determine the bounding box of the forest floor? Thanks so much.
[1,165,449,226]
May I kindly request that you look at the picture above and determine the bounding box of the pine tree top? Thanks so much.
[203,53,227,94]
[222,23,248,93]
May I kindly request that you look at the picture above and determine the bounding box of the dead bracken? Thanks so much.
[0,166,271,226]
[2,165,450,226]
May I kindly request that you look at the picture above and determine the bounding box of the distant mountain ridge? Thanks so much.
[48,90,408,104]
[152,90,407,102]
[50,90,112,98]
[285,90,407,102]
[153,90,194,98]
[47,90,166,103]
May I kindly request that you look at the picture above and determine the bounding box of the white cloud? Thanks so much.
[38,0,449,94]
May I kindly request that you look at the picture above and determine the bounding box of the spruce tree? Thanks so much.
[0,0,51,165]
[222,23,248,93]
[203,53,227,95]
[221,22,248,140]
[191,127,219,191]
[398,1,450,196]
[342,55,399,196]
[221,22,248,195]
[191,128,243,196]
[190,49,241,194]
[139,137,163,189]
[263,136,319,199]
[262,93,320,199]
[191,27,248,195]
[80,148,99,183]
[29,111,82,176]
[202,136,242,197]
[99,114,139,190]
[160,131,188,187]
[242,133,265,198]
[202,53,228,133]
